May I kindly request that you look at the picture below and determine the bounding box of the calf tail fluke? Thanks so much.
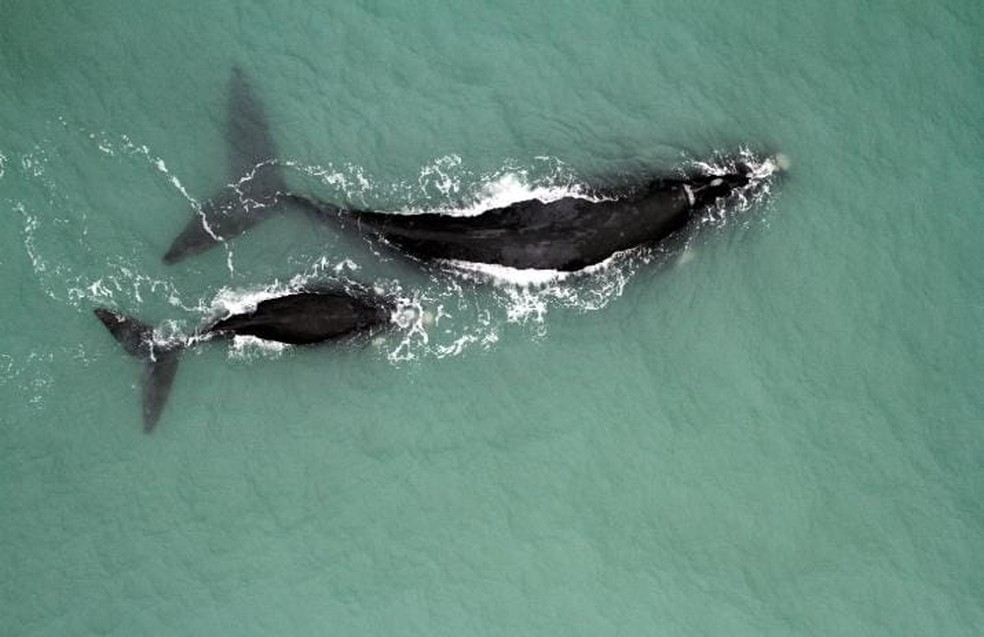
[94,308,183,433]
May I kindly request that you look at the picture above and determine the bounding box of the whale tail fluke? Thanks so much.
[94,308,183,433]
[162,184,286,264]
[163,66,290,264]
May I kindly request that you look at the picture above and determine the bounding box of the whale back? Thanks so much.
[207,291,393,345]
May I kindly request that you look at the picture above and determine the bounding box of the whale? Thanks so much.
[94,287,395,432]
[286,167,763,272]
[162,67,778,272]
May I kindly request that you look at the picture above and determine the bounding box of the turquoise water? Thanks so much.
[2,0,982,634]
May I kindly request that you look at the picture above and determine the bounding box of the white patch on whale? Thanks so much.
[683,184,695,206]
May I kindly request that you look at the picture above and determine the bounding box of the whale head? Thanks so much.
[684,167,753,209]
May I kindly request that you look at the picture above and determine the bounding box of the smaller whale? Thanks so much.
[94,287,395,432]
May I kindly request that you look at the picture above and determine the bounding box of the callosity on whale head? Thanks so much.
[684,171,752,209]
[680,151,786,211]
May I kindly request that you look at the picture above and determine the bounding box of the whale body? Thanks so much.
[95,288,394,432]
[161,68,777,273]
[290,169,758,272]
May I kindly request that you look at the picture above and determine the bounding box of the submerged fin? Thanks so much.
[94,308,184,433]
[163,66,288,264]
[139,349,180,433]
[94,308,155,357]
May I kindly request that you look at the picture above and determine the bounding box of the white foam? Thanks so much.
[686,148,780,223]
[135,145,196,204]
[418,154,462,199]
[431,172,599,217]
[334,259,359,274]
[281,256,361,292]
[289,154,592,223]
[288,159,372,197]
[208,282,294,318]
[66,261,191,311]
[31,133,779,368]
[442,259,573,286]
[440,247,633,286]
[87,278,113,300]
[21,152,47,178]
[18,207,46,274]
[228,335,290,359]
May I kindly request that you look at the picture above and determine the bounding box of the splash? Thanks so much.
[207,280,299,318]
[686,147,780,222]
[13,123,778,368]
[227,335,290,360]
[286,154,590,215]
[66,261,190,311]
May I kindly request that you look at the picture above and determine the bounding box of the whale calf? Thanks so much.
[162,68,778,273]
[95,287,394,432]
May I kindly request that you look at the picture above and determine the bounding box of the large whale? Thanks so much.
[162,68,779,271]
[286,168,763,272]
[95,287,394,432]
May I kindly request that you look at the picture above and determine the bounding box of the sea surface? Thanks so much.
[1,1,982,634]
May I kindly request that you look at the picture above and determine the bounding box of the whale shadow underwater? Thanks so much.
[95,286,395,432]
[162,68,783,273]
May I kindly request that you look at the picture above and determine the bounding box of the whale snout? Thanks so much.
[710,171,752,192]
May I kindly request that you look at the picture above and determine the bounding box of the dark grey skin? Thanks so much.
[161,68,766,272]
[288,170,753,272]
[95,289,394,432]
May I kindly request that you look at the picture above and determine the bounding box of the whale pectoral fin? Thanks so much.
[141,350,180,433]
[94,308,184,433]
